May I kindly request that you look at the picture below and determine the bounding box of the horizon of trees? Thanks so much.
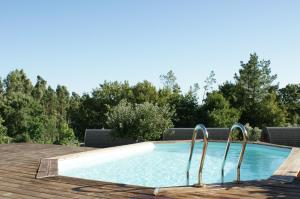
[0,53,299,144]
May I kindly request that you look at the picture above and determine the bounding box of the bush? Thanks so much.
[245,123,262,141]
[0,117,11,144]
[14,133,31,143]
[106,100,174,141]
[231,123,261,141]
[0,123,12,144]
[56,121,77,145]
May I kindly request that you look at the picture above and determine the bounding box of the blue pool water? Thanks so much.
[60,142,291,187]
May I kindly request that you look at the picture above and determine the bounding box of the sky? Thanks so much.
[0,0,299,94]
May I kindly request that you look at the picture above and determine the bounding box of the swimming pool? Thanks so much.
[58,142,291,187]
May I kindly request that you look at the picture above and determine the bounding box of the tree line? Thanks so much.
[0,53,299,144]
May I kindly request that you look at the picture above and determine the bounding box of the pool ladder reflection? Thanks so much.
[186,123,248,186]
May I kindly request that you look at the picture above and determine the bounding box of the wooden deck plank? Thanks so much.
[0,189,40,199]
[0,143,299,198]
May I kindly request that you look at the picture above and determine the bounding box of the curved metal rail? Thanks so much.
[221,123,248,183]
[186,124,208,186]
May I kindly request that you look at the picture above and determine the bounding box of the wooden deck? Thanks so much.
[0,143,299,199]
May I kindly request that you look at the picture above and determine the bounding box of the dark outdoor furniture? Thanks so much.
[84,129,135,147]
[84,128,229,147]
[261,127,300,147]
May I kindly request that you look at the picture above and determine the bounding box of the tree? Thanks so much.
[235,54,277,106]
[56,85,70,119]
[131,80,158,104]
[68,81,134,140]
[201,92,240,127]
[160,70,180,92]
[42,86,57,116]
[256,92,286,127]
[279,84,300,125]
[32,76,47,101]
[68,92,83,139]
[173,91,200,127]
[202,70,216,101]
[0,77,4,119]
[218,81,238,108]
[0,78,4,96]
[106,100,174,141]
[0,116,10,143]
[4,69,33,95]
[234,53,284,127]
[3,91,34,137]
[56,120,76,145]
[0,70,78,145]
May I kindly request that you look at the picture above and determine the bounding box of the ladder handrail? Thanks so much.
[221,123,248,183]
[186,124,208,186]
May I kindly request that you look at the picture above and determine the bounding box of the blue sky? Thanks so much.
[0,0,299,94]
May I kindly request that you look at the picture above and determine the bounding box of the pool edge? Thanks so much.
[35,141,300,195]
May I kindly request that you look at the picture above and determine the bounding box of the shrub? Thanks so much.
[106,100,174,141]
[14,133,31,143]
[0,117,11,144]
[231,123,261,141]
[56,121,77,145]
[245,123,262,141]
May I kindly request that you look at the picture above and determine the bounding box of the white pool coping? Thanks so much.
[56,142,155,172]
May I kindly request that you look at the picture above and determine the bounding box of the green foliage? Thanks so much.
[69,81,134,140]
[218,81,238,107]
[0,78,4,96]
[131,80,158,104]
[106,100,174,141]
[32,75,47,100]
[230,124,261,141]
[14,133,31,143]
[257,92,286,127]
[234,53,277,103]
[173,92,200,127]
[202,70,216,101]
[209,108,241,128]
[0,55,299,145]
[279,84,300,125]
[160,70,180,92]
[0,70,76,145]
[0,117,11,144]
[201,92,240,127]
[245,123,262,141]
[56,120,77,145]
[223,53,286,127]
[4,69,33,95]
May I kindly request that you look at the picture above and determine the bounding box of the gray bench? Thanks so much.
[261,127,300,147]
[84,129,135,147]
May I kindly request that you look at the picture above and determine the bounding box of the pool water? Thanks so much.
[59,142,291,187]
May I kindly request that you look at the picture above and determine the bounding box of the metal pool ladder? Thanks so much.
[186,124,208,186]
[221,123,248,184]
